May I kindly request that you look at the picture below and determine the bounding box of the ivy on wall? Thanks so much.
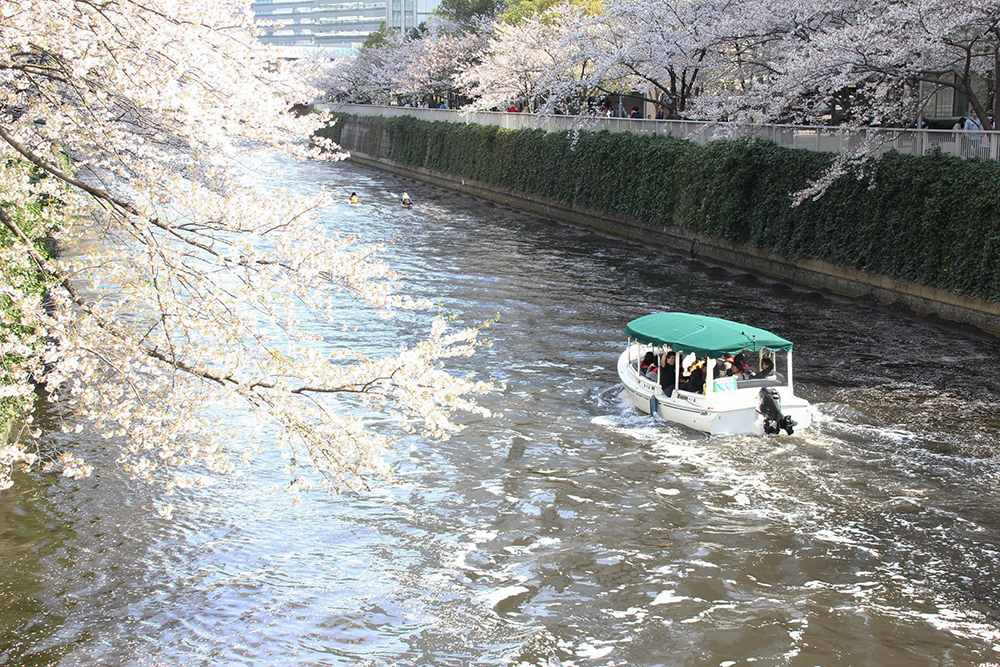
[0,164,58,426]
[320,114,1000,301]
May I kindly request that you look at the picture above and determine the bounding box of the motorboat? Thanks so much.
[618,312,811,435]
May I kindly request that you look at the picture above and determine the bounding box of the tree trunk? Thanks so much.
[993,47,1000,130]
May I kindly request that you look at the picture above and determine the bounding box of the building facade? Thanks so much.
[251,0,388,58]
[252,0,441,58]
[385,0,439,33]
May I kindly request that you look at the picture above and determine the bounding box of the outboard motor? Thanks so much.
[757,387,796,435]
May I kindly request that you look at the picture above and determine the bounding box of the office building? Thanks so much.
[251,0,387,58]
[386,0,440,33]
[252,0,442,58]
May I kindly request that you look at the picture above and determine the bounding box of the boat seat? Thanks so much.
[735,377,784,389]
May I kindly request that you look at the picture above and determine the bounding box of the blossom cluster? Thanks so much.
[0,0,493,494]
[327,0,1000,129]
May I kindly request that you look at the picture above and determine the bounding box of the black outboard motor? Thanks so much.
[758,387,796,435]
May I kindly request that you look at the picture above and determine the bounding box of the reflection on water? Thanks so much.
[2,154,1000,666]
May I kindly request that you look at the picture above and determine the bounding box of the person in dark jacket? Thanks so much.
[751,356,775,379]
[679,358,706,393]
[640,352,658,379]
[659,350,677,393]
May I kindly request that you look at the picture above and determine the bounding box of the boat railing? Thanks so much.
[673,387,704,400]
[629,357,668,384]
[637,373,660,392]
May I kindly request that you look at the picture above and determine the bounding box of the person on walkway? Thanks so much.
[964,110,988,157]
[964,112,984,133]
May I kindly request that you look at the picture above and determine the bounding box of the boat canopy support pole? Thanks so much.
[676,349,689,396]
[787,351,794,392]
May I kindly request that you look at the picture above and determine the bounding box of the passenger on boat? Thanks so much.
[730,353,750,379]
[679,358,706,393]
[659,350,677,393]
[401,192,412,206]
[349,192,361,204]
[750,356,775,379]
[640,352,658,379]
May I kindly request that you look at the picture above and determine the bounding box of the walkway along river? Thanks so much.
[1,153,999,666]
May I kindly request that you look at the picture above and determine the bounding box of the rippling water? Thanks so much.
[3,153,1000,666]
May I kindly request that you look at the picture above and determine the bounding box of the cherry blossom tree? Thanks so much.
[667,0,1000,197]
[393,18,492,105]
[324,17,489,107]
[459,4,603,113]
[574,0,705,117]
[0,0,493,497]
[537,0,1000,193]
[456,0,1000,130]
[325,24,409,104]
[669,0,1000,130]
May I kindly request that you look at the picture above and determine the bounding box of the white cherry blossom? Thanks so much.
[0,0,494,493]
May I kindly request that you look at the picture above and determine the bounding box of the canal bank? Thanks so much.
[332,115,1000,337]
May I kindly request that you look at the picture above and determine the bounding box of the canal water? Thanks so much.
[2,153,1000,666]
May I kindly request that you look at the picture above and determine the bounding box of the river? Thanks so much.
[2,153,999,667]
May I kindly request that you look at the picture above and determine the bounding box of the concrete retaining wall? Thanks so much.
[338,119,1000,337]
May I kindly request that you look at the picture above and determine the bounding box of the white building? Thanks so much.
[252,0,441,58]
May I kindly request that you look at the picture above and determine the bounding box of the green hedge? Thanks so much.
[322,114,1000,301]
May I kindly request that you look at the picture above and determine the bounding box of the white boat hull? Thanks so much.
[617,346,811,436]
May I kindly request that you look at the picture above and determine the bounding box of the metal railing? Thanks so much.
[328,103,1000,160]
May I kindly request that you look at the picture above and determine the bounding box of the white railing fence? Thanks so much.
[328,103,999,161]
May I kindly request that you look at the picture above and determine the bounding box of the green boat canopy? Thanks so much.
[625,312,793,357]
